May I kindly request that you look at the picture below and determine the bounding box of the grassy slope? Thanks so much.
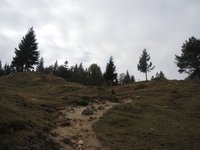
[0,72,113,150]
[94,80,200,150]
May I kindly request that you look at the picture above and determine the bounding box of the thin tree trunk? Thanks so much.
[145,72,148,81]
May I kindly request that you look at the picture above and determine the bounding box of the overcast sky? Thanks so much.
[0,0,199,80]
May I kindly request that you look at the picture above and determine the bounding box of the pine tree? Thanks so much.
[12,27,39,72]
[123,70,131,84]
[175,36,200,79]
[159,71,165,79]
[88,64,103,85]
[130,75,135,83]
[56,60,70,80]
[36,57,44,72]
[0,61,3,76]
[104,56,117,86]
[64,60,68,68]
[137,49,155,81]
[52,60,59,76]
[153,71,166,80]
[4,63,11,75]
[77,63,85,83]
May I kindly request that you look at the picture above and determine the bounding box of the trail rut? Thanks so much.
[51,101,119,150]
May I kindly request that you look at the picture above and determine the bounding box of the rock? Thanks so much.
[89,116,93,121]
[76,140,84,150]
[82,107,94,115]
[65,106,75,113]
[58,118,71,126]
[90,105,96,111]
[89,116,97,121]
[97,105,105,110]
[76,144,83,150]
[62,137,72,144]
[78,140,84,145]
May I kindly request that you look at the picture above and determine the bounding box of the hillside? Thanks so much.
[94,80,200,150]
[0,73,114,149]
[1,73,200,150]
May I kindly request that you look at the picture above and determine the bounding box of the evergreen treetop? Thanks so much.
[137,49,154,81]
[12,27,39,72]
[175,36,200,79]
[88,63,103,85]
[36,57,44,72]
[123,70,131,84]
[104,56,117,86]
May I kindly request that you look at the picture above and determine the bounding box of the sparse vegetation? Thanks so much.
[94,80,200,150]
[0,72,113,149]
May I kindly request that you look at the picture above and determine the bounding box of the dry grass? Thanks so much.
[94,80,200,150]
[0,72,113,149]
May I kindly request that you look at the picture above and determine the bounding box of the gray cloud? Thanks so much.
[0,0,199,80]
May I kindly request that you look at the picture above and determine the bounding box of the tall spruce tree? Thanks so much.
[104,56,117,86]
[137,49,154,81]
[12,27,39,72]
[175,36,200,79]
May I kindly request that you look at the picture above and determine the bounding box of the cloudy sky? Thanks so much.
[0,0,199,80]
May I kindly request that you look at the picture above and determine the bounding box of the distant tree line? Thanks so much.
[1,27,200,82]
[0,27,135,85]
[151,71,167,81]
[38,56,135,86]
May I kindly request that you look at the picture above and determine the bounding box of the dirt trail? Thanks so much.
[51,101,120,150]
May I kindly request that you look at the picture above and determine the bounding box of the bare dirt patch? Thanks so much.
[51,101,120,150]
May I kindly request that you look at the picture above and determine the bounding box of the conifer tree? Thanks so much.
[56,60,70,80]
[4,63,11,75]
[154,71,166,80]
[130,75,135,83]
[104,56,117,86]
[88,63,103,85]
[12,27,39,72]
[137,49,154,81]
[159,71,165,79]
[0,61,3,76]
[175,36,200,79]
[53,60,58,72]
[123,70,131,84]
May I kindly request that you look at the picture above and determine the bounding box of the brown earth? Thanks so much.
[51,101,121,150]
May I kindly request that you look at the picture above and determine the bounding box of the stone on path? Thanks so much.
[82,107,94,115]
